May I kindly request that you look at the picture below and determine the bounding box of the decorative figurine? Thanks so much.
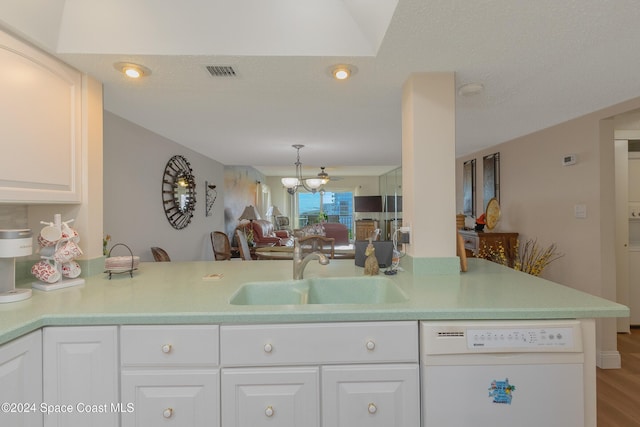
[364,242,379,276]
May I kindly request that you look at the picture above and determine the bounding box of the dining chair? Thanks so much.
[211,231,232,261]
[235,230,253,261]
[151,247,171,262]
[298,236,335,259]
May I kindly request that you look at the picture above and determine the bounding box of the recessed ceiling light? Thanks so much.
[113,62,151,79]
[457,82,484,96]
[329,64,357,81]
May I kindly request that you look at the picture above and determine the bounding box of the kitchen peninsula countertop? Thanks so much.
[0,258,628,345]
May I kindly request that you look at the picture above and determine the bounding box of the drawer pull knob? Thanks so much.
[368,403,377,414]
[163,408,173,418]
[161,344,172,354]
[366,340,376,351]
[263,343,273,353]
[265,405,274,417]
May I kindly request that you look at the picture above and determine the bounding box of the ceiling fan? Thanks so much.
[315,166,342,182]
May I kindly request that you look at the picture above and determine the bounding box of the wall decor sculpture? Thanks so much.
[162,155,196,229]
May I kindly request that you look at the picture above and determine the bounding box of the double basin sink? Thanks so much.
[230,276,408,305]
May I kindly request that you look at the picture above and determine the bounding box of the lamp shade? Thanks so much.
[281,177,299,188]
[304,178,324,189]
[238,205,260,221]
[272,206,283,217]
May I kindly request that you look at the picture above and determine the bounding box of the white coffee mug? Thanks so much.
[38,225,62,247]
[61,223,80,243]
[62,261,81,279]
[54,241,83,263]
[31,260,61,283]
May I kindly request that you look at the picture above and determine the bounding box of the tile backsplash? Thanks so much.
[0,205,28,229]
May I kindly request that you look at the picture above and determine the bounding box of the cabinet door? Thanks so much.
[121,370,219,427]
[43,326,118,427]
[355,221,378,241]
[0,330,43,427]
[221,367,319,427]
[322,364,420,427]
[0,29,82,203]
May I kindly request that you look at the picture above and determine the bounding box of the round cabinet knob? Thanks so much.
[365,340,376,351]
[265,406,274,417]
[368,403,377,414]
[263,343,273,353]
[161,344,172,354]
[163,408,173,418]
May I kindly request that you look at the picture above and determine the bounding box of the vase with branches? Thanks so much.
[478,238,563,277]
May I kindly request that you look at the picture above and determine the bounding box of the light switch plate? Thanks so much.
[574,204,587,219]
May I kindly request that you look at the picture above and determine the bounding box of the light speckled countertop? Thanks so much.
[0,258,627,344]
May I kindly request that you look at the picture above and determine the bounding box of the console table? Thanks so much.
[355,220,379,240]
[458,230,519,261]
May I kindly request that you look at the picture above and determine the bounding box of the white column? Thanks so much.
[401,73,458,274]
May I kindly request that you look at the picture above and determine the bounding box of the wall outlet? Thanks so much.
[398,225,410,244]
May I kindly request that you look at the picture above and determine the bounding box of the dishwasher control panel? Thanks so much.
[420,321,583,355]
[467,327,574,350]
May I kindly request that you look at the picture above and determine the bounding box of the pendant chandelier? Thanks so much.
[281,144,328,195]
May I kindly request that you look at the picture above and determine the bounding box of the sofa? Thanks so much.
[239,219,293,246]
[322,222,349,246]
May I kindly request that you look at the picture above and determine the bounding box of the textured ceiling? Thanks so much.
[3,0,640,177]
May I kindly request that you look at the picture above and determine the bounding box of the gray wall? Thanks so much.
[103,112,225,262]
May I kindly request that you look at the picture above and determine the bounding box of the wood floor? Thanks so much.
[597,328,640,426]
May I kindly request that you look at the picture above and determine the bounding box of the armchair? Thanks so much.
[322,222,349,246]
[239,219,293,246]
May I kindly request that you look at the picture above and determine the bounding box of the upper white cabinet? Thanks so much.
[0,29,82,203]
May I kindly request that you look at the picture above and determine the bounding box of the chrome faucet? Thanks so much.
[293,237,330,280]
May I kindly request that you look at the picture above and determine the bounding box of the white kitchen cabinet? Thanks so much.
[0,29,82,203]
[220,321,418,366]
[120,325,220,427]
[0,330,43,427]
[121,370,219,427]
[322,364,420,427]
[43,326,119,427]
[220,321,419,427]
[221,367,319,427]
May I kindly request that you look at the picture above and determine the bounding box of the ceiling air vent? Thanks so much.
[206,66,237,77]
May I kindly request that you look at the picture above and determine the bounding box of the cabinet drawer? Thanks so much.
[221,367,319,427]
[121,370,219,427]
[220,322,417,366]
[322,364,420,427]
[121,325,219,367]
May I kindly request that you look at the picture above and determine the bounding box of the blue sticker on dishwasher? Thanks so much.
[488,378,516,404]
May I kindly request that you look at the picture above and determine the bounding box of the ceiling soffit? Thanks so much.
[56,0,398,56]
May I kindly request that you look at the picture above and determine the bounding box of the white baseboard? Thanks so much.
[597,350,621,369]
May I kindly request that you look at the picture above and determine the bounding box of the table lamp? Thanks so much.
[238,205,260,222]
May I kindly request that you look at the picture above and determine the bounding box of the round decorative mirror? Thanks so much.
[162,155,196,229]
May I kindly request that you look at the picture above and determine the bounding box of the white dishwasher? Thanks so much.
[420,320,585,427]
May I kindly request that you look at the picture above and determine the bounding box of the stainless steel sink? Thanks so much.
[229,276,408,305]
